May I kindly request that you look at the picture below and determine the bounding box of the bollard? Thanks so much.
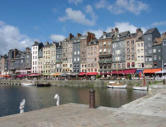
[89,89,95,108]
[163,79,166,85]
[143,75,146,86]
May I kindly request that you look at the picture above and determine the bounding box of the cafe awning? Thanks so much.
[143,68,162,74]
[28,73,41,77]
[86,72,98,76]
[16,74,28,78]
[0,75,10,78]
[78,72,86,76]
[100,72,109,75]
[111,69,136,75]
[51,73,61,76]
[155,70,166,74]
[111,70,124,74]
[123,69,136,74]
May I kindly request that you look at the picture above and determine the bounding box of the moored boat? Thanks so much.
[107,81,127,89]
[133,86,150,91]
[21,80,34,86]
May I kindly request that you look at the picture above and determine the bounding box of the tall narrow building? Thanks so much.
[143,28,160,68]
[31,41,44,73]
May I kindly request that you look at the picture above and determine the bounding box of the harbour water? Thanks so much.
[0,86,146,117]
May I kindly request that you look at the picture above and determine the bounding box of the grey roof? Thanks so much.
[88,39,98,45]
[119,31,130,38]
[144,28,157,35]
[100,32,114,39]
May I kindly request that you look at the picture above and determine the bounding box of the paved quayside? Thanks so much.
[0,88,166,127]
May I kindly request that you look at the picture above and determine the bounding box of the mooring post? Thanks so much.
[89,89,95,108]
[163,79,166,85]
[143,75,146,86]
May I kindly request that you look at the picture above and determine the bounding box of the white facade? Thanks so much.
[135,40,145,69]
[31,45,39,73]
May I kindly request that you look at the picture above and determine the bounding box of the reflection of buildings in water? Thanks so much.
[107,89,127,107]
[78,89,89,104]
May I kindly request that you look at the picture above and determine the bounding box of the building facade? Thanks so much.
[31,42,44,73]
[112,31,130,70]
[125,29,143,69]
[135,37,145,69]
[86,39,99,72]
[55,42,62,73]
[162,38,166,70]
[72,34,81,73]
[0,55,8,74]
[143,28,161,68]
[62,34,74,73]
[98,30,114,74]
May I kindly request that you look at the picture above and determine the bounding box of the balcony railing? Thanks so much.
[98,59,112,64]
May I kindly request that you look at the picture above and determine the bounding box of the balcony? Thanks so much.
[99,59,112,64]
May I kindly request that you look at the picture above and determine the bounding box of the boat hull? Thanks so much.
[107,84,127,89]
[133,86,150,91]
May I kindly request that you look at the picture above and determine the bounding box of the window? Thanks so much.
[158,49,161,52]
[153,49,156,53]
[99,49,102,52]
[163,41,166,46]
[148,50,152,54]
[103,49,107,52]
[103,42,106,45]
[127,41,130,46]
[153,55,157,60]
[149,58,152,61]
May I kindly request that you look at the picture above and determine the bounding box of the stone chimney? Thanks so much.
[69,33,74,40]
[115,27,119,33]
[26,47,31,53]
[77,33,82,38]
[87,32,96,42]
[136,28,143,34]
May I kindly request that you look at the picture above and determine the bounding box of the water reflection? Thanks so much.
[0,86,146,117]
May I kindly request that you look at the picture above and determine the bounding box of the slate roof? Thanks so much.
[144,28,157,35]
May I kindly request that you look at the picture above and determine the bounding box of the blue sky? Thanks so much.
[0,0,166,54]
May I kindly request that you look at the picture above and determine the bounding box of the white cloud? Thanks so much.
[0,21,33,55]
[85,22,146,39]
[152,21,166,27]
[50,34,65,42]
[96,0,107,9]
[96,0,148,15]
[86,5,97,21]
[59,8,96,26]
[68,0,82,5]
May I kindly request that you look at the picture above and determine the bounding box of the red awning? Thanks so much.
[16,74,28,78]
[78,72,86,76]
[28,73,41,77]
[100,72,108,75]
[86,72,98,76]
[123,69,136,74]
[111,69,136,75]
[111,70,124,74]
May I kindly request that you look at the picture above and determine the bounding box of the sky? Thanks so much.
[0,0,166,54]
